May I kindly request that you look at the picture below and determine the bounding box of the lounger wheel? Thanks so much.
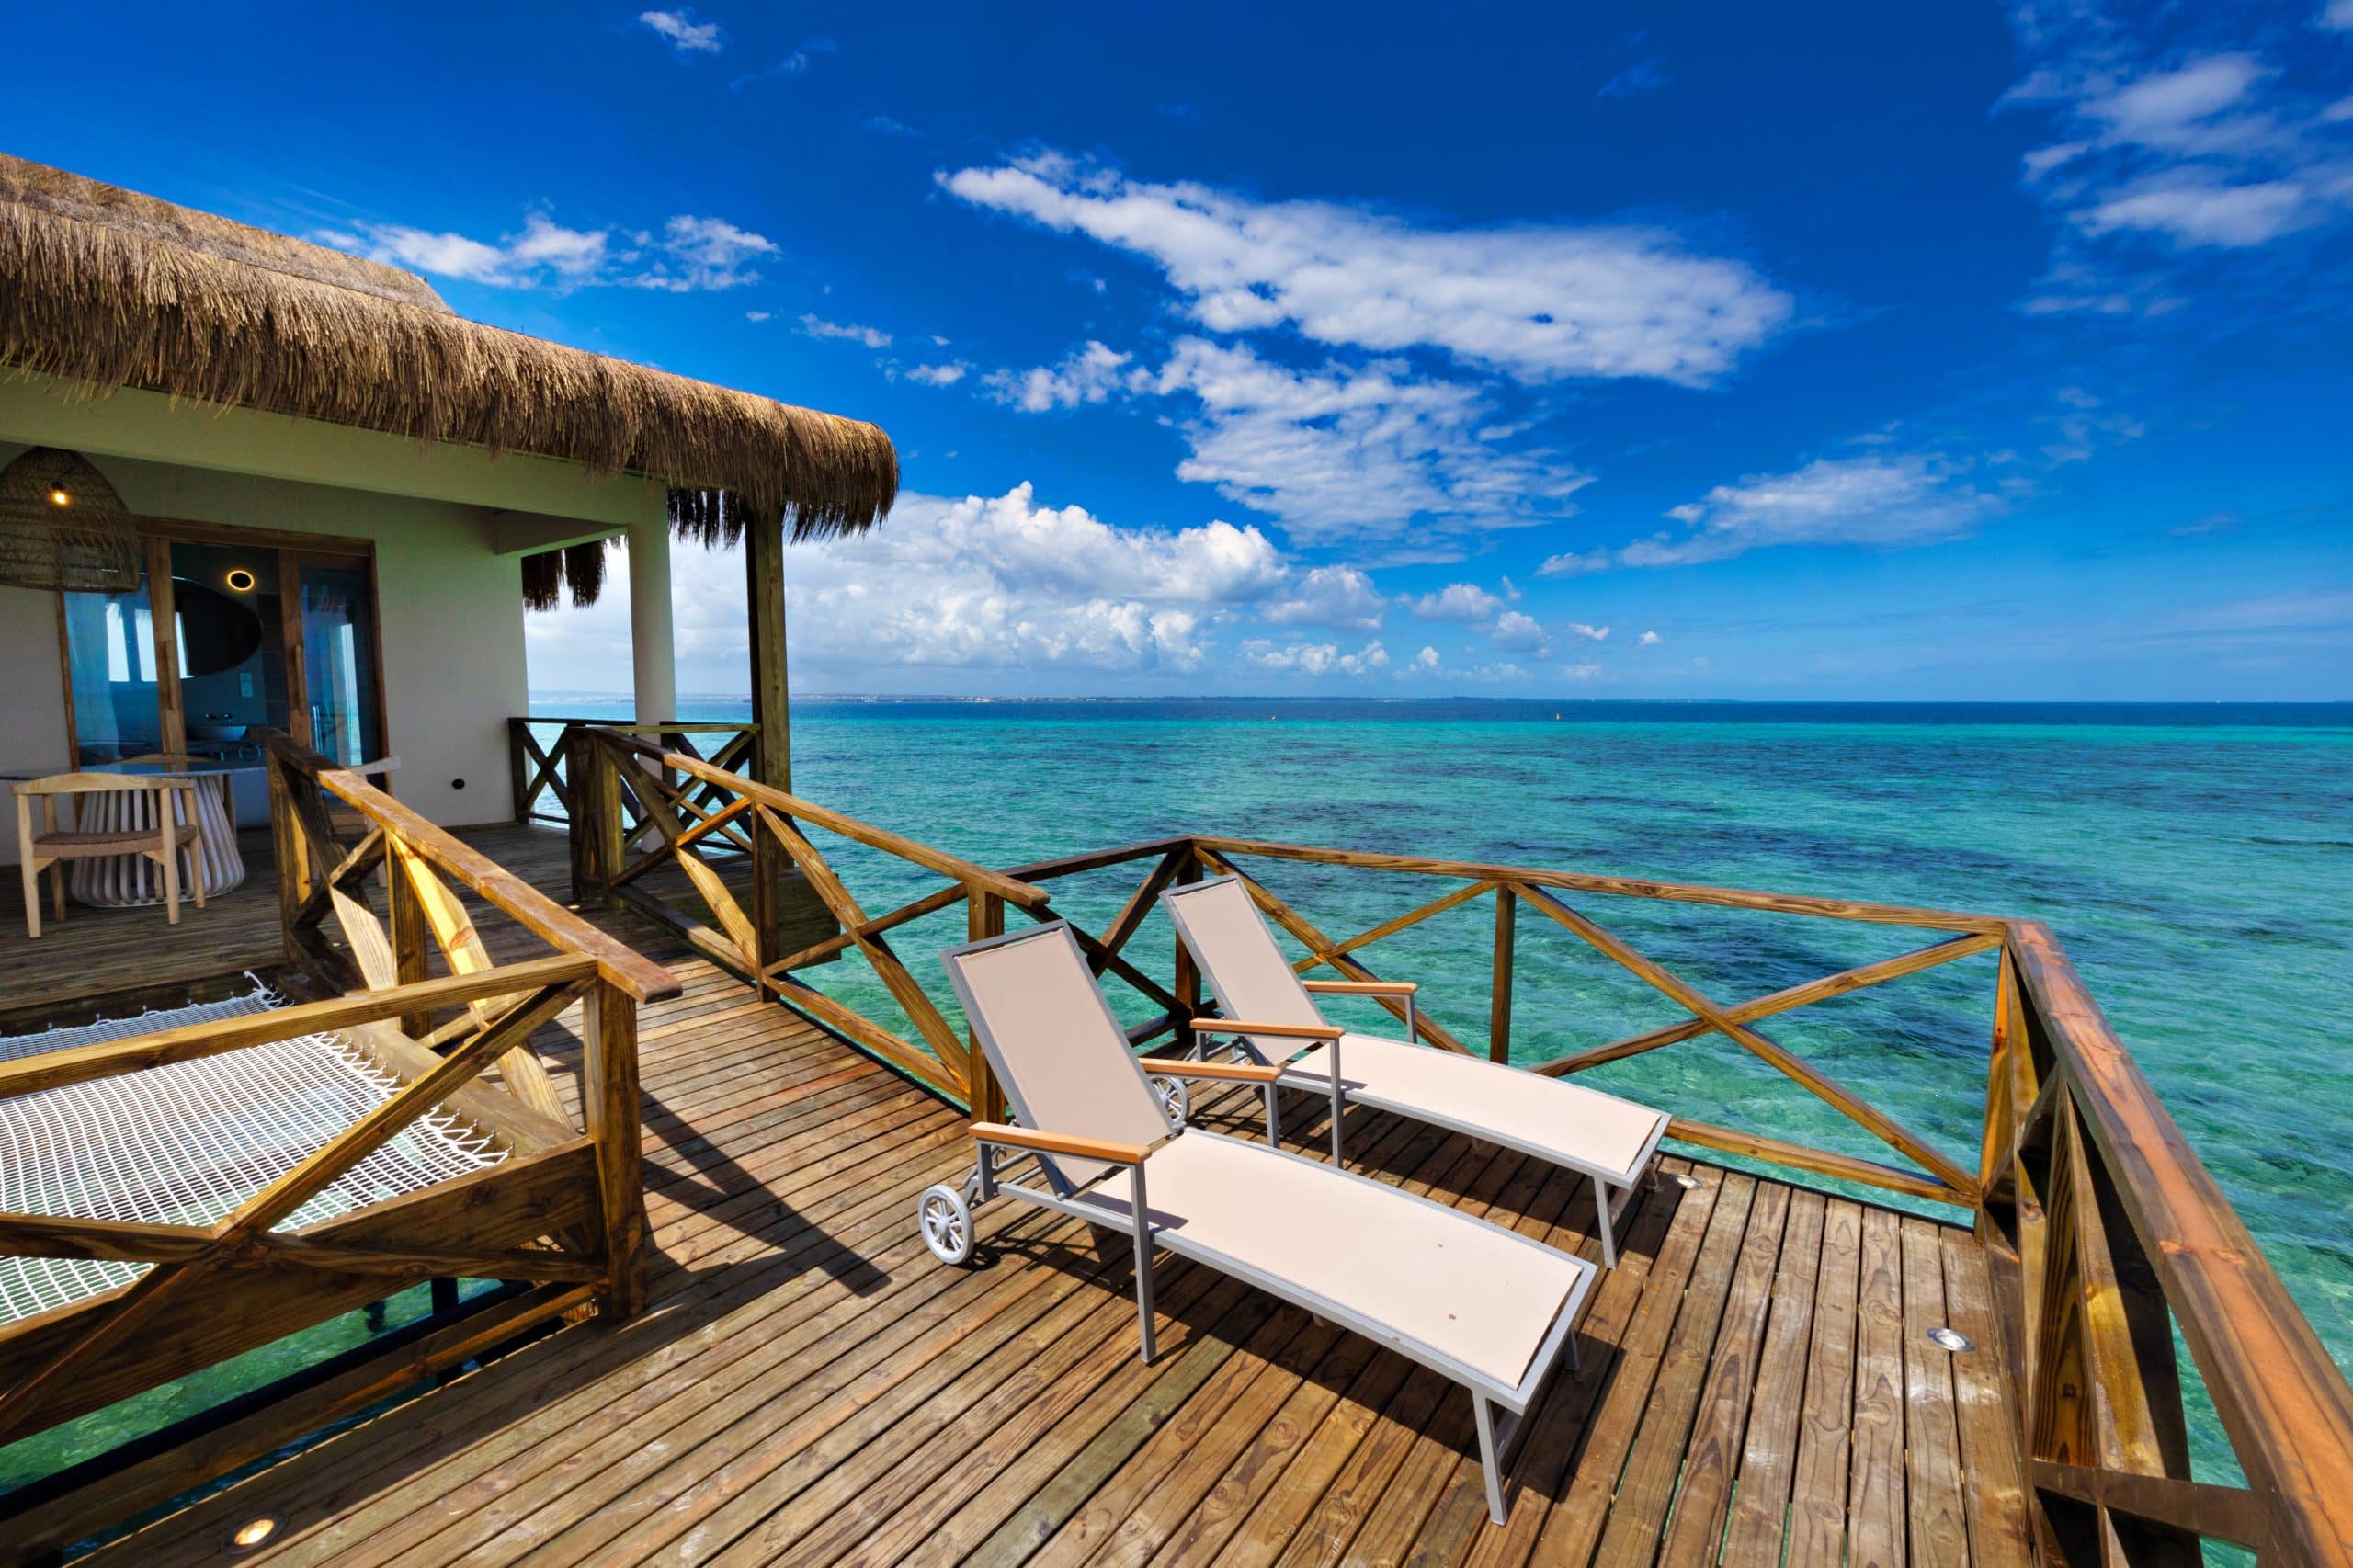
[1148,1074,1188,1131]
[918,1183,974,1266]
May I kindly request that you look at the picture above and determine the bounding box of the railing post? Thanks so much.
[967,882,1005,1120]
[565,728,597,904]
[265,749,304,966]
[1490,886,1516,1063]
[1171,842,1202,1042]
[507,718,530,826]
[387,836,431,1036]
[583,982,647,1318]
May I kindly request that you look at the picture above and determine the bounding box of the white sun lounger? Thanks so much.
[924,921,1596,1524]
[1163,875,1670,1267]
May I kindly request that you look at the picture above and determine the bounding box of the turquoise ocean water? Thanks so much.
[567,694,2353,1494]
[8,698,2347,1522]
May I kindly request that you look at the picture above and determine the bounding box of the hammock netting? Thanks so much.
[0,983,506,1324]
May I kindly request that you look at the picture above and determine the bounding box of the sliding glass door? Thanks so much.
[298,561,382,767]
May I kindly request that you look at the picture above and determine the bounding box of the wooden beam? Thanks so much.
[1515,882,1977,1199]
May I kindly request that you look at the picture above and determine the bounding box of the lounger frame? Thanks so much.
[940,922,1596,1524]
[1164,873,1671,1267]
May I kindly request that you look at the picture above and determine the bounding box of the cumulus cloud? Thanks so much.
[1639,629,1663,645]
[1567,621,1610,642]
[1411,582,1507,622]
[640,9,721,53]
[1999,10,2353,308]
[1241,639,1390,676]
[1621,454,1998,567]
[1535,550,1608,578]
[801,314,892,348]
[904,362,971,386]
[1263,565,1388,630]
[985,341,1134,412]
[1491,610,1551,653]
[319,208,773,291]
[938,153,1790,386]
[1146,339,1587,544]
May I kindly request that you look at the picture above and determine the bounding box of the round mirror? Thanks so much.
[174,576,265,677]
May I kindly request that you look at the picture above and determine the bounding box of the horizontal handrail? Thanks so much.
[1192,834,2008,935]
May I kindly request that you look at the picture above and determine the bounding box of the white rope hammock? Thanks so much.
[0,982,507,1324]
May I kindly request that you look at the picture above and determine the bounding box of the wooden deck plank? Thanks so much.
[1903,1215,1972,1567]
[1590,1173,1762,1565]
[1656,1180,1801,1565]
[19,824,2038,1568]
[1781,1196,1864,1568]
[1847,1204,1908,1568]
[1719,1187,1829,1562]
[1939,1226,2036,1568]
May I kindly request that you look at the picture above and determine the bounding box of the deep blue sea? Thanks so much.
[551,693,2353,1491]
[7,698,2346,1515]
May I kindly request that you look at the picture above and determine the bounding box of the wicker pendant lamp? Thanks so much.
[0,447,140,592]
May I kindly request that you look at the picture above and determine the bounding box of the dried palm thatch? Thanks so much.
[0,153,898,542]
[0,445,139,592]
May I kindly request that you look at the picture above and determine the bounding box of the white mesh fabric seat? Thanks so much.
[0,986,506,1324]
[1070,1128,1582,1388]
[1164,875,1670,1267]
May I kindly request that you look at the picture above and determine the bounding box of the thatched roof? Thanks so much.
[0,153,898,541]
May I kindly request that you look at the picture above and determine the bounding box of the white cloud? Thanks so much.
[801,314,892,348]
[938,153,1790,386]
[2326,0,2353,29]
[775,483,1282,676]
[1263,565,1387,631]
[730,35,837,88]
[1411,582,1506,622]
[1241,639,1390,676]
[1999,17,2353,302]
[320,208,772,292]
[1491,610,1551,653]
[1567,621,1610,642]
[985,341,1133,412]
[905,362,971,386]
[745,310,771,322]
[638,215,777,290]
[1639,629,1662,645]
[640,9,722,53]
[1620,453,1997,568]
[1535,550,1608,578]
[1146,339,1587,544]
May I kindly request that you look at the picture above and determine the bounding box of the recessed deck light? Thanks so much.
[1927,1326,1976,1354]
[1670,1173,1702,1190]
[226,1514,281,1553]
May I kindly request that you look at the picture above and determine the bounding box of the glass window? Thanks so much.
[61,573,163,764]
[301,563,381,766]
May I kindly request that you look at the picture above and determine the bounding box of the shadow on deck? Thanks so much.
[35,824,2029,1565]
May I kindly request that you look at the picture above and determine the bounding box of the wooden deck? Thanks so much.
[30,825,2031,1565]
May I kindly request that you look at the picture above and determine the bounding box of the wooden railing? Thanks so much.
[551,735,2353,1562]
[507,716,756,833]
[0,732,680,1555]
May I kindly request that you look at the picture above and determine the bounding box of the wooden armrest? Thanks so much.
[1138,1057,1285,1084]
[970,1121,1154,1165]
[1302,979,1418,995]
[1188,1017,1342,1040]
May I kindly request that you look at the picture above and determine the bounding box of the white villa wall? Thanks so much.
[1,376,669,855]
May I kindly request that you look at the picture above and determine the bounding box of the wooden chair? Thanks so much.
[13,774,208,937]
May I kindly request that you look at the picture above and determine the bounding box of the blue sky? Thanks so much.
[6,1,2350,699]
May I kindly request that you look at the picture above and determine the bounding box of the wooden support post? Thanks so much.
[565,728,596,905]
[968,885,1005,1120]
[1171,842,1203,1041]
[1490,885,1516,1064]
[266,755,304,966]
[582,983,647,1318]
[507,719,531,825]
[387,845,431,1037]
[746,514,790,972]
